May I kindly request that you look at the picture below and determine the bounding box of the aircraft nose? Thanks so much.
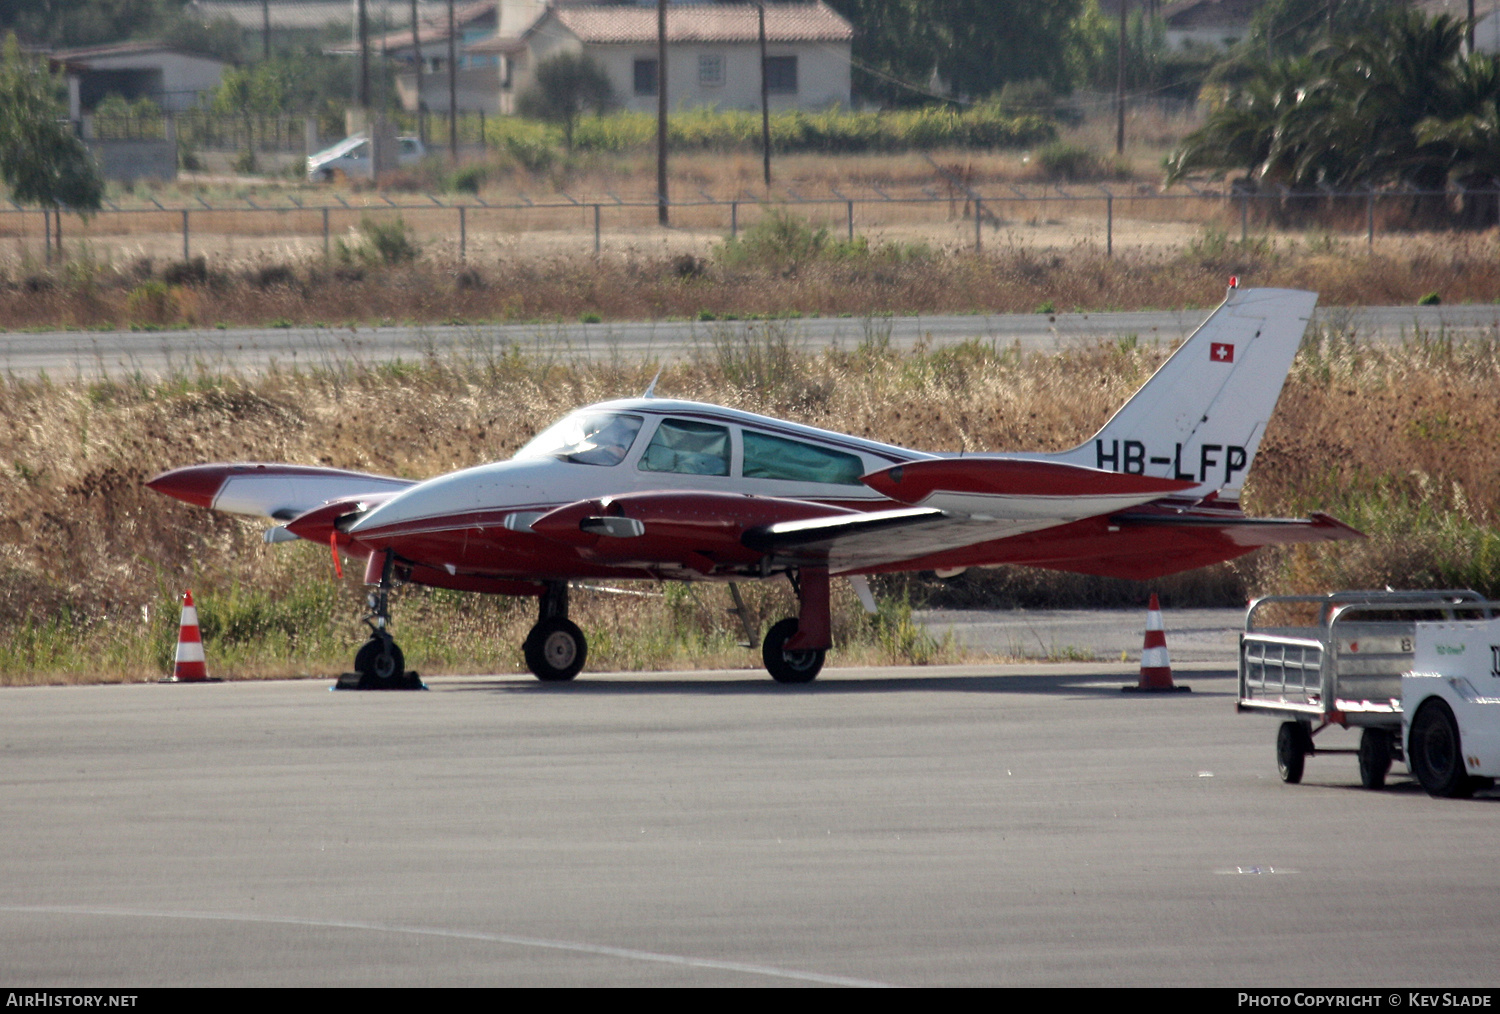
[145,465,232,508]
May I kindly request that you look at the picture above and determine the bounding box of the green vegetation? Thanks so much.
[516,52,615,151]
[0,36,104,225]
[1169,12,1500,225]
[486,104,1055,157]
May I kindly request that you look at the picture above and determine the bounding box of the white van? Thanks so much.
[307,134,426,181]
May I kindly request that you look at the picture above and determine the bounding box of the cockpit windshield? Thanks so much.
[513,412,644,466]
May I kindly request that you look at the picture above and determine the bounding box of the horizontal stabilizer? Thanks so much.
[1112,510,1364,548]
[862,457,1196,518]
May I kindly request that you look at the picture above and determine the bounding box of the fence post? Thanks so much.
[322,206,330,260]
[1106,194,1113,258]
[1367,190,1375,250]
[1240,193,1248,243]
[593,203,601,256]
[182,208,189,260]
[43,209,51,264]
[974,197,982,251]
[846,199,854,242]
[459,204,467,263]
[730,200,738,238]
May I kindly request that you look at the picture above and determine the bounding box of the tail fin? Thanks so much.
[1044,287,1316,500]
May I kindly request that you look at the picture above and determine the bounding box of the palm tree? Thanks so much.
[1168,11,1497,225]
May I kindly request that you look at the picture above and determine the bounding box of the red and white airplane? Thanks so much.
[148,286,1358,684]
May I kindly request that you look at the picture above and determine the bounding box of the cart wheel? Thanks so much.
[1277,721,1310,784]
[1409,700,1474,798]
[1358,728,1393,790]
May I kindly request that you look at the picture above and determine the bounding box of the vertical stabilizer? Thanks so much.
[1045,287,1316,499]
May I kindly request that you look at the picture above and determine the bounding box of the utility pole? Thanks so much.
[759,2,770,189]
[1469,0,1477,55]
[657,0,669,225]
[358,0,371,110]
[411,0,424,143]
[263,0,271,60]
[1116,0,1127,156]
[448,0,458,163]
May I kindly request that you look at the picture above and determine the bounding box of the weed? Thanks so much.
[124,280,174,326]
[337,216,421,268]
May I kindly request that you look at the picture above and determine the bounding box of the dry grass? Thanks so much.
[2,324,1499,684]
[2,227,1500,333]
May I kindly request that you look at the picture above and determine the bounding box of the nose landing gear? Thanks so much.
[340,549,425,690]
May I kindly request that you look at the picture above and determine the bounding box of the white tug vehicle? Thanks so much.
[1239,589,1500,797]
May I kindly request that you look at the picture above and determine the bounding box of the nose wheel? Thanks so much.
[355,632,406,683]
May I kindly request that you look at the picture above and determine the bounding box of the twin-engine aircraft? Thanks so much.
[148,286,1358,684]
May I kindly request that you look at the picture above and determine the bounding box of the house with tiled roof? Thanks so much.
[472,2,854,115]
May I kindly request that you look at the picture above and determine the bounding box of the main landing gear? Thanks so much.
[760,566,829,684]
[344,549,423,690]
[523,582,587,682]
[513,570,830,685]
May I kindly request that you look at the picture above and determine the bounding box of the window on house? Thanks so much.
[634,58,658,96]
[765,55,797,94]
[699,54,724,88]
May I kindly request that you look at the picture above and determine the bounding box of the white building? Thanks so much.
[475,2,854,115]
[51,41,228,116]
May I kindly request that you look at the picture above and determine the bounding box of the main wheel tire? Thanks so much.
[354,637,405,682]
[1409,700,1474,798]
[1358,728,1393,790]
[1276,721,1310,784]
[524,617,586,682]
[761,617,824,684]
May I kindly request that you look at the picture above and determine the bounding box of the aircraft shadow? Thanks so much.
[439,669,1238,698]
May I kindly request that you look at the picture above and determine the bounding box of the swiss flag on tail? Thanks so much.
[1210,342,1235,363]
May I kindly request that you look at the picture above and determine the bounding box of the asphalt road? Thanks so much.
[4,303,1497,378]
[3,663,1497,987]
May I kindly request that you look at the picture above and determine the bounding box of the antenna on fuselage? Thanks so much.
[642,366,664,398]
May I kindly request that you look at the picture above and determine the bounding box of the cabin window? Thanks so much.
[514,412,643,466]
[742,431,865,485]
[639,419,730,476]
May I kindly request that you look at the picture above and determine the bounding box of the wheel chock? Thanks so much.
[333,670,427,691]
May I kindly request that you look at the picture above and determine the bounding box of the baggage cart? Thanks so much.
[1238,589,1492,788]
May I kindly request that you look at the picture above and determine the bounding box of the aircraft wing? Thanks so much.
[530,459,1213,575]
[146,463,417,522]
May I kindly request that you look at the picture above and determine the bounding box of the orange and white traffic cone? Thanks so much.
[1123,593,1190,693]
[161,590,212,683]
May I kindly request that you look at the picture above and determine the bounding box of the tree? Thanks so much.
[1167,12,1500,225]
[829,0,1095,105]
[0,34,103,256]
[211,61,292,171]
[516,51,615,150]
[825,0,938,107]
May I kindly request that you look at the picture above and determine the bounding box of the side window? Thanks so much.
[743,431,865,485]
[765,56,797,94]
[634,58,659,96]
[639,419,730,476]
[699,54,724,88]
